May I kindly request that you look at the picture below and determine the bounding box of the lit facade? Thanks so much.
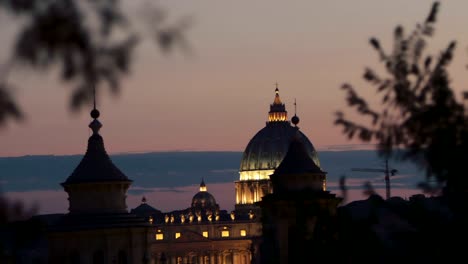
[47,109,262,264]
[149,219,260,263]
[44,87,331,264]
[235,86,321,214]
[138,180,262,263]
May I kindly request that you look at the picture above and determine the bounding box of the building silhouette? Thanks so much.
[47,107,150,263]
[258,133,341,264]
[8,86,342,264]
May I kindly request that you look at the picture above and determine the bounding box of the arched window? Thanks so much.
[93,250,104,264]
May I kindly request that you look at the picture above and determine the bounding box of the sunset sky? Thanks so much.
[1,0,468,157]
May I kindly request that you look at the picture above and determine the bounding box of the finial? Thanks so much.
[294,98,297,114]
[273,82,282,105]
[200,178,207,192]
[142,196,147,204]
[291,98,300,126]
[90,84,100,119]
[89,84,102,134]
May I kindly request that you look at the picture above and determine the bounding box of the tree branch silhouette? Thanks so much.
[0,0,190,126]
[335,1,468,194]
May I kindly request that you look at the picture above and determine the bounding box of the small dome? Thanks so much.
[131,202,161,216]
[130,197,163,222]
[191,191,218,209]
[191,180,218,210]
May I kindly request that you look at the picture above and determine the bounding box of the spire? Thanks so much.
[142,196,147,204]
[62,85,131,185]
[291,98,300,127]
[61,85,132,214]
[268,83,288,122]
[200,178,207,192]
[89,85,102,134]
[273,82,282,105]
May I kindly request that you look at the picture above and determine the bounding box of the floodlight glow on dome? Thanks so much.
[268,112,287,122]
[235,86,322,211]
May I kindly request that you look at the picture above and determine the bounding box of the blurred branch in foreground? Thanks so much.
[0,0,192,127]
[335,1,468,195]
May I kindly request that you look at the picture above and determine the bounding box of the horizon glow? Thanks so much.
[1,0,468,157]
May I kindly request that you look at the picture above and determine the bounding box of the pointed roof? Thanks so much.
[268,84,287,122]
[274,129,324,175]
[62,134,130,185]
[273,87,282,105]
[270,86,285,111]
[62,111,131,185]
[200,178,207,192]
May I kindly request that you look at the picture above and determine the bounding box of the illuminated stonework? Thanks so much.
[235,179,272,204]
[268,111,287,122]
[151,220,259,263]
[268,87,288,122]
[236,86,321,213]
[239,169,274,181]
[199,179,207,192]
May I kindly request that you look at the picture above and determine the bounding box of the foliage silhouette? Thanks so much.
[0,1,189,260]
[335,1,468,195]
[0,0,190,126]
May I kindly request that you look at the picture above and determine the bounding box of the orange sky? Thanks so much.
[1,0,468,157]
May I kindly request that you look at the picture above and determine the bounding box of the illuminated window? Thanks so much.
[155,234,164,240]
[202,231,208,238]
[175,232,181,239]
[240,230,247,237]
[221,230,230,237]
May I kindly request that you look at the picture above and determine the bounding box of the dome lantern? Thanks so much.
[200,178,207,192]
[268,84,288,122]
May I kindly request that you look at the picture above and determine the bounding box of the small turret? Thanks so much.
[61,92,132,214]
